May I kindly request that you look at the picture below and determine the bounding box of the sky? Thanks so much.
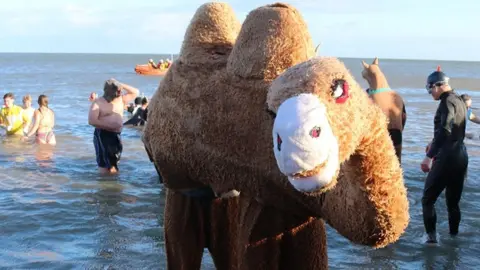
[1,0,479,61]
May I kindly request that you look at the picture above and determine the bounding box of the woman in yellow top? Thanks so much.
[0,93,29,136]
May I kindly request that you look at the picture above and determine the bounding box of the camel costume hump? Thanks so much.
[196,2,323,211]
[143,2,241,190]
[267,57,409,248]
[227,3,315,80]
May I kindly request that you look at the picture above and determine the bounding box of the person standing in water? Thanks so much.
[460,94,480,124]
[22,94,35,134]
[88,78,139,174]
[24,95,56,145]
[421,67,468,244]
[0,93,29,136]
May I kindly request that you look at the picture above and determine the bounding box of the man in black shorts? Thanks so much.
[88,78,139,173]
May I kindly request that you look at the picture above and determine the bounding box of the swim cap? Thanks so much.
[427,66,449,87]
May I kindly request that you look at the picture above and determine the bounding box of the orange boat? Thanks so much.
[134,64,168,76]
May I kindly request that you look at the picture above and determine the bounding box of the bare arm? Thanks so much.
[25,110,40,137]
[51,109,55,128]
[470,112,480,124]
[88,101,122,131]
[120,82,139,104]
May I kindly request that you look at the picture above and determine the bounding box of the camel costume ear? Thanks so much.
[267,57,409,248]
[227,3,315,80]
[142,2,241,187]
[362,60,369,69]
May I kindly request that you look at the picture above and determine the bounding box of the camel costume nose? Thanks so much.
[272,93,339,192]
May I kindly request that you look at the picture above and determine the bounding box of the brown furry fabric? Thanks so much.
[178,2,241,66]
[227,3,315,80]
[361,57,406,162]
[143,2,409,269]
[267,57,410,248]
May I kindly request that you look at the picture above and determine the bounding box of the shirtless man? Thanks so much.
[88,79,139,173]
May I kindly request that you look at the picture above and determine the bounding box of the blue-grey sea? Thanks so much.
[1,53,480,269]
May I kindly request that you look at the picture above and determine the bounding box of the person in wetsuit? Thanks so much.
[123,97,148,126]
[421,67,468,244]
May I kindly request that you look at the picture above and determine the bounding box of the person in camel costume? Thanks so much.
[361,58,407,163]
[142,2,409,269]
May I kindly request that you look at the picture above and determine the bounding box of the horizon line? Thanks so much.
[0,51,478,63]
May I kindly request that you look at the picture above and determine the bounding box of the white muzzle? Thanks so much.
[272,93,339,192]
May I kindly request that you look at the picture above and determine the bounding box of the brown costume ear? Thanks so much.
[178,2,241,66]
[227,3,315,80]
[372,57,379,65]
[362,60,369,69]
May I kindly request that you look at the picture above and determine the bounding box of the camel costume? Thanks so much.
[143,2,409,269]
[361,58,407,163]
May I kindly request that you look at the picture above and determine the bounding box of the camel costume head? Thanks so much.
[143,2,409,268]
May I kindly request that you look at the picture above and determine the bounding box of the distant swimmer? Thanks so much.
[88,78,139,174]
[421,67,468,244]
[24,95,56,145]
[0,93,29,136]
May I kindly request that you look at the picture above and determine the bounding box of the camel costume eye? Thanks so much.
[332,79,349,103]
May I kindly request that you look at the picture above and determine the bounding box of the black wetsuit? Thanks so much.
[423,90,468,236]
[123,107,147,126]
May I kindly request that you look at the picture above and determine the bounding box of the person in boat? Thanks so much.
[157,59,165,69]
[23,95,56,145]
[123,97,148,127]
[165,59,172,69]
[0,92,29,136]
[421,67,468,244]
[148,59,158,69]
[88,78,139,174]
[22,94,35,134]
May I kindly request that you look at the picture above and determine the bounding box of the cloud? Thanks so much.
[64,4,102,27]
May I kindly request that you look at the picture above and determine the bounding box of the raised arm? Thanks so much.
[120,82,139,104]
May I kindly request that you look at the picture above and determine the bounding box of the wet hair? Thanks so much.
[460,94,471,103]
[3,93,14,99]
[22,94,32,103]
[103,79,121,103]
[134,97,142,105]
[38,94,49,107]
[141,97,148,105]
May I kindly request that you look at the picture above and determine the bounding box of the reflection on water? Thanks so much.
[1,53,480,269]
[0,127,165,269]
